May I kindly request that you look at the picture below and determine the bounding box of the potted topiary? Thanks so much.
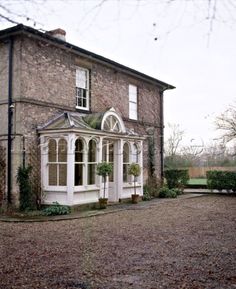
[96,162,113,209]
[128,163,141,204]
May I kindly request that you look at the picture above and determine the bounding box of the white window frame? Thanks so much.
[47,138,67,188]
[132,142,141,183]
[129,84,138,120]
[76,67,90,111]
[74,138,85,187]
[123,142,131,183]
[87,139,97,185]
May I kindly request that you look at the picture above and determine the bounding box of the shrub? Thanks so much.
[164,169,189,189]
[159,187,177,198]
[96,162,113,177]
[16,166,33,211]
[128,163,141,178]
[43,202,71,216]
[207,170,236,192]
[128,163,141,196]
[145,177,161,197]
[142,185,152,201]
[171,188,183,195]
[96,162,113,199]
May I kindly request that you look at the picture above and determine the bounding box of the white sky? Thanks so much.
[2,0,236,147]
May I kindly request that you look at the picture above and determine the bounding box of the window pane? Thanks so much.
[109,143,114,162]
[76,95,82,107]
[88,140,96,162]
[103,116,121,132]
[48,139,57,162]
[109,164,114,182]
[123,143,129,163]
[59,164,67,186]
[76,69,87,89]
[83,97,87,108]
[76,88,87,108]
[75,164,83,186]
[76,87,82,97]
[49,164,57,185]
[129,102,137,120]
[129,85,137,102]
[103,119,110,131]
[123,164,128,182]
[58,139,67,162]
[133,144,139,163]
[102,142,107,162]
[75,139,83,162]
[88,164,96,185]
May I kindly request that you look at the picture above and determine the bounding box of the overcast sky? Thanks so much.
[1,0,236,147]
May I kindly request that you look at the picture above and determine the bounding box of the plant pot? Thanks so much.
[99,198,108,209]
[131,194,140,204]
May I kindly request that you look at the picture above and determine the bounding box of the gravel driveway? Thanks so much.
[0,195,235,289]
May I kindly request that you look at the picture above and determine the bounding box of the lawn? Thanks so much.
[0,195,235,289]
[188,178,207,186]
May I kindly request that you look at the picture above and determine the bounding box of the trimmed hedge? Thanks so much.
[164,169,189,189]
[206,170,236,192]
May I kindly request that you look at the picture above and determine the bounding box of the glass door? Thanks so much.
[102,139,116,201]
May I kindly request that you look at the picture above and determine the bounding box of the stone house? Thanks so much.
[0,24,175,208]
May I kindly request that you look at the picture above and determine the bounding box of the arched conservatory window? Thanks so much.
[133,143,139,163]
[103,115,122,133]
[87,140,97,185]
[123,143,130,182]
[74,138,84,186]
[48,138,67,186]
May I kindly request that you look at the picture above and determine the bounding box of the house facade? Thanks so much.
[0,24,174,207]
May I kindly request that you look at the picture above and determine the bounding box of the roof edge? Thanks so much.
[0,24,175,90]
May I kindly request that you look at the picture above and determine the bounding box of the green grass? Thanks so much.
[188,178,207,186]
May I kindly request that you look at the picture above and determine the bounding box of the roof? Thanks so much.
[38,109,140,137]
[0,24,175,90]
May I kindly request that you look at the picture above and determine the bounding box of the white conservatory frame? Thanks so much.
[39,108,144,206]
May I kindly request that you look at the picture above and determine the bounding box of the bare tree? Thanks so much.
[165,123,184,158]
[1,0,236,36]
[0,0,42,26]
[215,103,236,145]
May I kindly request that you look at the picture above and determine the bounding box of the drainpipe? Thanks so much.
[7,37,14,205]
[160,90,164,183]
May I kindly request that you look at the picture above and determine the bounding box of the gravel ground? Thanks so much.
[0,195,235,289]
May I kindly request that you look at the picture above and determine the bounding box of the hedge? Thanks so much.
[164,169,189,189]
[206,170,236,192]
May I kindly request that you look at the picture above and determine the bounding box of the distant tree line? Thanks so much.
[165,103,236,168]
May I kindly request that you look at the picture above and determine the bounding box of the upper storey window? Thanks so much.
[76,67,90,110]
[129,84,138,120]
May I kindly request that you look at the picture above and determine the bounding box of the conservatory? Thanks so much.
[38,108,144,206]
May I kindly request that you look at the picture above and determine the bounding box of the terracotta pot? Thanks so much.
[99,198,108,209]
[131,194,140,204]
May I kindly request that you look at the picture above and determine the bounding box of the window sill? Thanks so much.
[44,186,67,192]
[74,185,100,192]
[123,182,141,188]
[75,106,90,112]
